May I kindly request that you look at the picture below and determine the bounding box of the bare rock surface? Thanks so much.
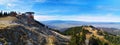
[0,16,70,45]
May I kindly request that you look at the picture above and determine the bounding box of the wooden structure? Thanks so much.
[25,12,34,19]
[25,12,35,24]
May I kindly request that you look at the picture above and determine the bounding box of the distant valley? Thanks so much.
[41,20,120,35]
[41,20,120,30]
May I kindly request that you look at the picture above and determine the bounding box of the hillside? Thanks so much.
[63,26,120,45]
[0,14,70,45]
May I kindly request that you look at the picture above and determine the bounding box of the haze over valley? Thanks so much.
[41,20,120,31]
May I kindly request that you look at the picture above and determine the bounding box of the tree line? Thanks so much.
[0,11,17,17]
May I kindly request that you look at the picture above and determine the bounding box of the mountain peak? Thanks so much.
[0,13,70,45]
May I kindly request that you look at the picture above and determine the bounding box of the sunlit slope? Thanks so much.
[63,26,120,45]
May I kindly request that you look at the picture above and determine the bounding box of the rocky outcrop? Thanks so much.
[0,15,70,45]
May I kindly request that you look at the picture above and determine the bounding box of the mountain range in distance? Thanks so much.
[40,20,120,31]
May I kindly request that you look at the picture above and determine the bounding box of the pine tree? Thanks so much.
[3,12,8,16]
[0,11,2,17]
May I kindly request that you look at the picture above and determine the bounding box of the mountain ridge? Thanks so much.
[0,14,70,45]
[63,26,120,45]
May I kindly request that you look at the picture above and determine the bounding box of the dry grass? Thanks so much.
[86,33,92,39]
[46,35,56,45]
[0,16,17,21]
[0,16,18,29]
[83,26,110,44]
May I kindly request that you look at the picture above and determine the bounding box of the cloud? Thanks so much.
[7,3,16,7]
[34,15,58,21]
[96,5,120,11]
[0,0,47,13]
[0,0,34,11]
[35,0,46,3]
[0,0,19,6]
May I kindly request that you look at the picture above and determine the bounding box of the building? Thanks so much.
[25,12,34,19]
[25,12,35,24]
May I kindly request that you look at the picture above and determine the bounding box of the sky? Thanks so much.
[0,0,120,22]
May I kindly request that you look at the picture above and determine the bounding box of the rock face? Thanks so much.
[0,15,70,45]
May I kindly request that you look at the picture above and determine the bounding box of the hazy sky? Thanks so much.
[0,0,120,22]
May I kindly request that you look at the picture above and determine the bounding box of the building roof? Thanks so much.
[25,12,34,14]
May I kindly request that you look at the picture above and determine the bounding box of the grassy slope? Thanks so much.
[63,26,120,45]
